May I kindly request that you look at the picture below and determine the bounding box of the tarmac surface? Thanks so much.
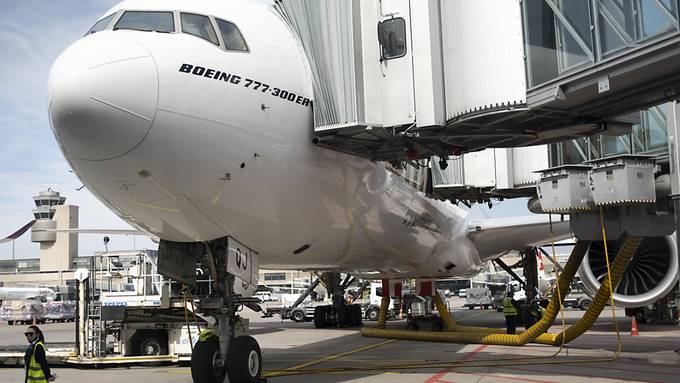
[1,297,679,383]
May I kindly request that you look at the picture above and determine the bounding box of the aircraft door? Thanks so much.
[376,0,415,127]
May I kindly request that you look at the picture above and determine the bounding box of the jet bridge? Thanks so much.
[276,0,680,161]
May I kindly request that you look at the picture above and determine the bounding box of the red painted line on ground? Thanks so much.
[422,344,487,383]
[503,365,666,383]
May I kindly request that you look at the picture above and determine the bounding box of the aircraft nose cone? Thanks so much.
[48,34,158,160]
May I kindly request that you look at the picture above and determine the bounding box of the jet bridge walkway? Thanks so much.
[277,0,680,162]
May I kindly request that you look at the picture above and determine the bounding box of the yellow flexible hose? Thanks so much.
[362,240,591,343]
[534,235,641,345]
[376,296,390,328]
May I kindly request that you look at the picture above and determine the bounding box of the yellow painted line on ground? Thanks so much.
[266,338,398,374]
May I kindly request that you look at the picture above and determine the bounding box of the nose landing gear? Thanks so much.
[183,238,266,383]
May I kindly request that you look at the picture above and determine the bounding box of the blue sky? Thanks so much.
[0,0,156,260]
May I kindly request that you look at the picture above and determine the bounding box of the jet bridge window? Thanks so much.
[114,11,175,33]
[181,13,219,45]
[86,13,115,35]
[216,18,248,51]
[378,18,407,60]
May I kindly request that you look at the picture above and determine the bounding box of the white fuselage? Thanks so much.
[48,0,484,279]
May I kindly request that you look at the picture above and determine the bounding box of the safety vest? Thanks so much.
[502,297,517,316]
[27,341,47,383]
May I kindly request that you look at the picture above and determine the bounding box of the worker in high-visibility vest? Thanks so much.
[24,325,55,383]
[502,291,519,334]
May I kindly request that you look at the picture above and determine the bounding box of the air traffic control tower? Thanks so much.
[30,190,78,271]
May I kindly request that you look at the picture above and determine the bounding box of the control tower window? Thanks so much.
[114,11,175,33]
[86,13,115,35]
[378,18,407,60]
[181,13,219,45]
[216,19,248,51]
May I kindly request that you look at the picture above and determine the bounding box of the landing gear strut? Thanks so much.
[313,272,363,328]
[189,239,264,383]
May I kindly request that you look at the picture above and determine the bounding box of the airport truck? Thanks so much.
[261,293,318,322]
[360,283,399,321]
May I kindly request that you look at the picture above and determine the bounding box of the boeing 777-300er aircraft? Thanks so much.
[45,1,678,382]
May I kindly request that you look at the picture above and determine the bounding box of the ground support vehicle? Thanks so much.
[262,303,317,322]
[0,251,219,366]
[403,294,446,331]
[405,313,445,331]
[1,299,77,325]
[464,287,494,310]
[359,282,400,321]
[1,299,45,325]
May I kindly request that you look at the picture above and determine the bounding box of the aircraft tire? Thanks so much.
[313,306,327,328]
[191,336,225,383]
[227,336,262,383]
[351,304,362,326]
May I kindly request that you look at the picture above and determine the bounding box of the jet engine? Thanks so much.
[578,236,679,308]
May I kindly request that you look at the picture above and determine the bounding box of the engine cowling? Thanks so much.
[578,236,679,308]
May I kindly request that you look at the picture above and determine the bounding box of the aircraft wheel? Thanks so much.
[227,336,262,383]
[7,320,14,325]
[191,335,225,383]
[351,304,363,326]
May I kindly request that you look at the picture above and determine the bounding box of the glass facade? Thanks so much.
[524,0,680,88]
[549,104,669,166]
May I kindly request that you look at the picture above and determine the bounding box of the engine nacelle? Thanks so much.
[578,236,679,308]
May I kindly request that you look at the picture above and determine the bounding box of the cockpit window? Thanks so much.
[181,13,219,45]
[114,11,175,33]
[216,19,248,51]
[86,13,115,35]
